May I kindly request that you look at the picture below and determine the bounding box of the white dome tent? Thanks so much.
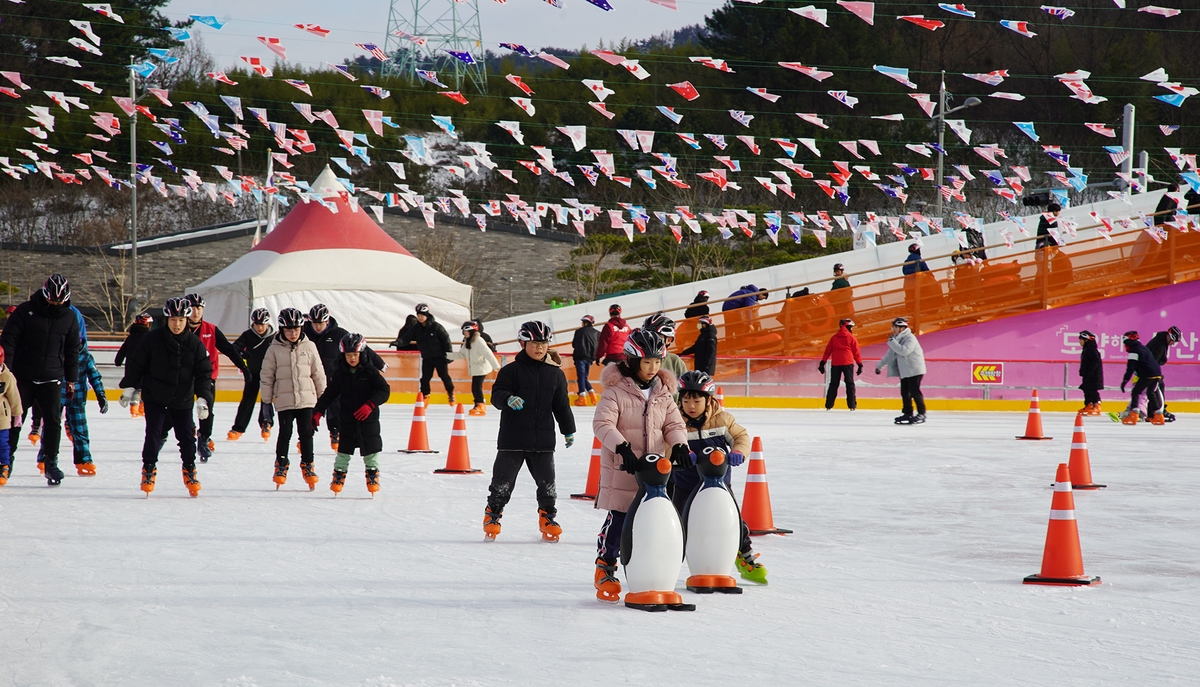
[190,166,472,338]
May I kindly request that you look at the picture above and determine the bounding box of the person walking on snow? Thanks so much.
[1077,330,1104,415]
[591,328,690,604]
[394,303,455,405]
[874,318,927,425]
[571,315,599,406]
[0,274,82,486]
[679,315,718,376]
[313,333,391,495]
[448,320,501,416]
[260,308,326,490]
[0,350,23,488]
[482,321,576,542]
[119,297,213,497]
[114,312,152,417]
[595,304,631,365]
[184,293,247,462]
[819,319,863,411]
[228,308,276,441]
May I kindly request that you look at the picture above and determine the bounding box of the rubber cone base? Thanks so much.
[570,493,597,501]
[397,449,439,454]
[686,575,742,594]
[433,467,482,474]
[749,527,794,535]
[1016,436,1053,440]
[1072,483,1107,490]
[624,590,696,612]
[1023,574,1101,586]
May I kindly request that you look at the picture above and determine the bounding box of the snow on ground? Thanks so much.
[1,404,1198,686]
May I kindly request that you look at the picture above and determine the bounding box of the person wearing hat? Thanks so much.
[595,304,631,365]
[874,317,927,424]
[683,291,710,319]
[819,319,863,411]
[679,315,718,375]
[831,264,850,290]
[1076,330,1104,416]
[571,315,600,406]
[395,303,455,406]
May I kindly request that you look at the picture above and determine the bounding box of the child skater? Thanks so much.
[0,349,23,487]
[449,320,501,417]
[313,333,391,496]
[1077,330,1103,415]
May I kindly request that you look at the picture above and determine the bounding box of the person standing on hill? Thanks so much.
[679,315,718,375]
[819,318,862,411]
[228,308,276,442]
[184,293,247,462]
[571,315,599,406]
[595,304,630,365]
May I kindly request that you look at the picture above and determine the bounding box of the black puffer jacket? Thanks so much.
[119,327,214,410]
[404,315,452,361]
[304,320,386,377]
[1147,331,1171,366]
[0,291,82,383]
[314,357,391,455]
[114,322,150,368]
[680,325,718,376]
[1078,338,1103,392]
[572,324,599,361]
[234,326,275,376]
[490,350,576,452]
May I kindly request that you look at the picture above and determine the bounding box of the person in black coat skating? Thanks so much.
[313,332,391,495]
[571,315,599,405]
[482,321,577,542]
[1077,330,1103,414]
[1146,325,1182,422]
[303,303,385,450]
[1119,331,1164,423]
[394,303,455,404]
[228,308,276,440]
[679,315,718,375]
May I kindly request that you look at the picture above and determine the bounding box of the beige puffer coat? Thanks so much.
[447,332,501,377]
[0,364,23,430]
[260,334,326,411]
[592,363,688,512]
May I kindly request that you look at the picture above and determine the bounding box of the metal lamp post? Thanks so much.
[934,70,982,224]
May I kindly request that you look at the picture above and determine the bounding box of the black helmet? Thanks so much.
[251,308,271,325]
[518,320,553,343]
[678,370,717,396]
[42,273,70,303]
[162,297,192,318]
[415,303,431,315]
[623,328,665,359]
[642,313,676,338]
[308,303,330,323]
[840,318,855,329]
[608,303,622,317]
[892,317,909,328]
[1078,330,1096,342]
[1168,325,1182,343]
[185,293,205,308]
[340,332,366,352]
[278,307,305,329]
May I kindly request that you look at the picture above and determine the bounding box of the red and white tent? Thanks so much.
[191,167,472,338]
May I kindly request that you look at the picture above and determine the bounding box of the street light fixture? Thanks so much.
[934,70,982,223]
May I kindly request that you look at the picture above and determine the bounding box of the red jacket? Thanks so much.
[821,325,862,366]
[595,317,631,360]
[189,320,246,380]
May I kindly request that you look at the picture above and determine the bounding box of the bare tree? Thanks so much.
[80,250,151,332]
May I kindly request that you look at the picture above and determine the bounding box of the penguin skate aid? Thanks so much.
[591,328,698,610]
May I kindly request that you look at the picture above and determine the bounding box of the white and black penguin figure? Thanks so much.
[621,453,696,612]
[682,448,743,594]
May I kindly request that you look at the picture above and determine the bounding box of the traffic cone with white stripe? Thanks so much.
[1016,389,1053,440]
[398,393,439,454]
[1067,413,1105,490]
[1024,463,1100,586]
[714,386,725,408]
[434,404,482,474]
[571,437,602,500]
[741,437,792,535]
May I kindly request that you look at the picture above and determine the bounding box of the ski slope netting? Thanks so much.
[1,404,1197,686]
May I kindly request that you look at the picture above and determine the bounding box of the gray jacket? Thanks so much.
[875,328,926,379]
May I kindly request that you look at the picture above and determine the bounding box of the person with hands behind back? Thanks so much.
[483,321,576,543]
[591,328,689,604]
[313,333,391,495]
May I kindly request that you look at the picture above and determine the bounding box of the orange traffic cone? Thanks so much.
[741,437,792,535]
[1067,413,1105,490]
[397,393,439,454]
[1016,389,1053,440]
[434,404,482,474]
[571,437,602,500]
[714,386,725,408]
[1023,463,1101,586]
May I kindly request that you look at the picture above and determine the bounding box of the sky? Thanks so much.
[162,0,717,70]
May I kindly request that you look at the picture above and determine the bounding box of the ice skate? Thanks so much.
[894,414,914,425]
[1164,411,1177,423]
[447,393,456,408]
[1149,412,1166,425]
[910,414,926,424]
[44,460,63,486]
[182,464,201,497]
[1077,404,1092,415]
[330,438,339,451]
[365,468,380,496]
[37,460,44,474]
[330,469,347,495]
[1121,410,1141,425]
[574,394,588,407]
[227,431,243,441]
[539,509,562,542]
[594,557,621,603]
[468,403,486,417]
[301,461,319,490]
[261,427,272,441]
[483,507,502,541]
[587,390,598,406]
[273,457,289,489]
[140,464,156,495]
[77,460,96,476]
[0,463,10,487]
[134,401,145,418]
[198,440,213,463]
[28,431,39,446]
[736,551,769,585]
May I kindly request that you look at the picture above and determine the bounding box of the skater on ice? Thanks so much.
[570,314,598,406]
[228,308,276,442]
[114,311,152,417]
[1119,331,1165,425]
[875,317,927,424]
[1146,325,1182,422]
[447,320,501,417]
[184,293,248,462]
[819,318,863,411]
[260,308,326,490]
[0,348,22,488]
[313,332,391,495]
[1077,330,1104,416]
[393,303,455,406]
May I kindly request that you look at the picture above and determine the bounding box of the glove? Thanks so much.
[120,388,135,408]
[98,394,109,414]
[616,442,638,474]
[65,382,76,395]
[311,411,322,431]
[875,368,881,375]
[12,413,20,429]
[196,398,210,421]
[1120,383,1127,393]
[670,443,692,470]
[728,451,745,467]
[817,361,826,374]
[132,390,141,405]
[564,433,575,449]
[507,395,525,411]
[856,363,863,376]
[353,402,376,421]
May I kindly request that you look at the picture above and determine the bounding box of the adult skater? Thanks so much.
[184,293,247,461]
[388,314,420,351]
[228,308,276,441]
[448,320,500,417]
[595,304,631,365]
[819,319,863,411]
[313,333,391,495]
[0,274,81,485]
[482,321,576,542]
[303,304,387,451]
[119,297,213,497]
[1077,330,1104,415]
[261,308,326,489]
[683,290,710,319]
[679,316,717,375]
[591,328,690,603]
[394,304,455,406]
[0,349,22,487]
[1119,331,1164,425]
[874,318,927,424]
[831,263,850,290]
[114,312,152,417]
[1146,325,1182,422]
[571,315,599,406]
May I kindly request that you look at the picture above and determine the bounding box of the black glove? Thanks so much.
[97,394,109,414]
[856,363,863,376]
[1120,383,1127,393]
[817,361,826,375]
[616,442,638,474]
[670,443,692,470]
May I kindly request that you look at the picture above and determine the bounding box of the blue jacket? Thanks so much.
[902,253,930,276]
[721,285,761,311]
[1121,340,1162,387]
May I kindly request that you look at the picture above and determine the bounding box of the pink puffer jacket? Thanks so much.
[592,363,688,512]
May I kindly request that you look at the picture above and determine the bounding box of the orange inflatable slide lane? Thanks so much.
[570,437,602,500]
[1067,413,1105,490]
[1023,463,1101,586]
[397,392,439,454]
[434,404,482,474]
[1016,389,1053,440]
[741,437,793,536]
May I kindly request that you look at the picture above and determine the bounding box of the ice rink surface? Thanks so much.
[1,403,1197,686]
